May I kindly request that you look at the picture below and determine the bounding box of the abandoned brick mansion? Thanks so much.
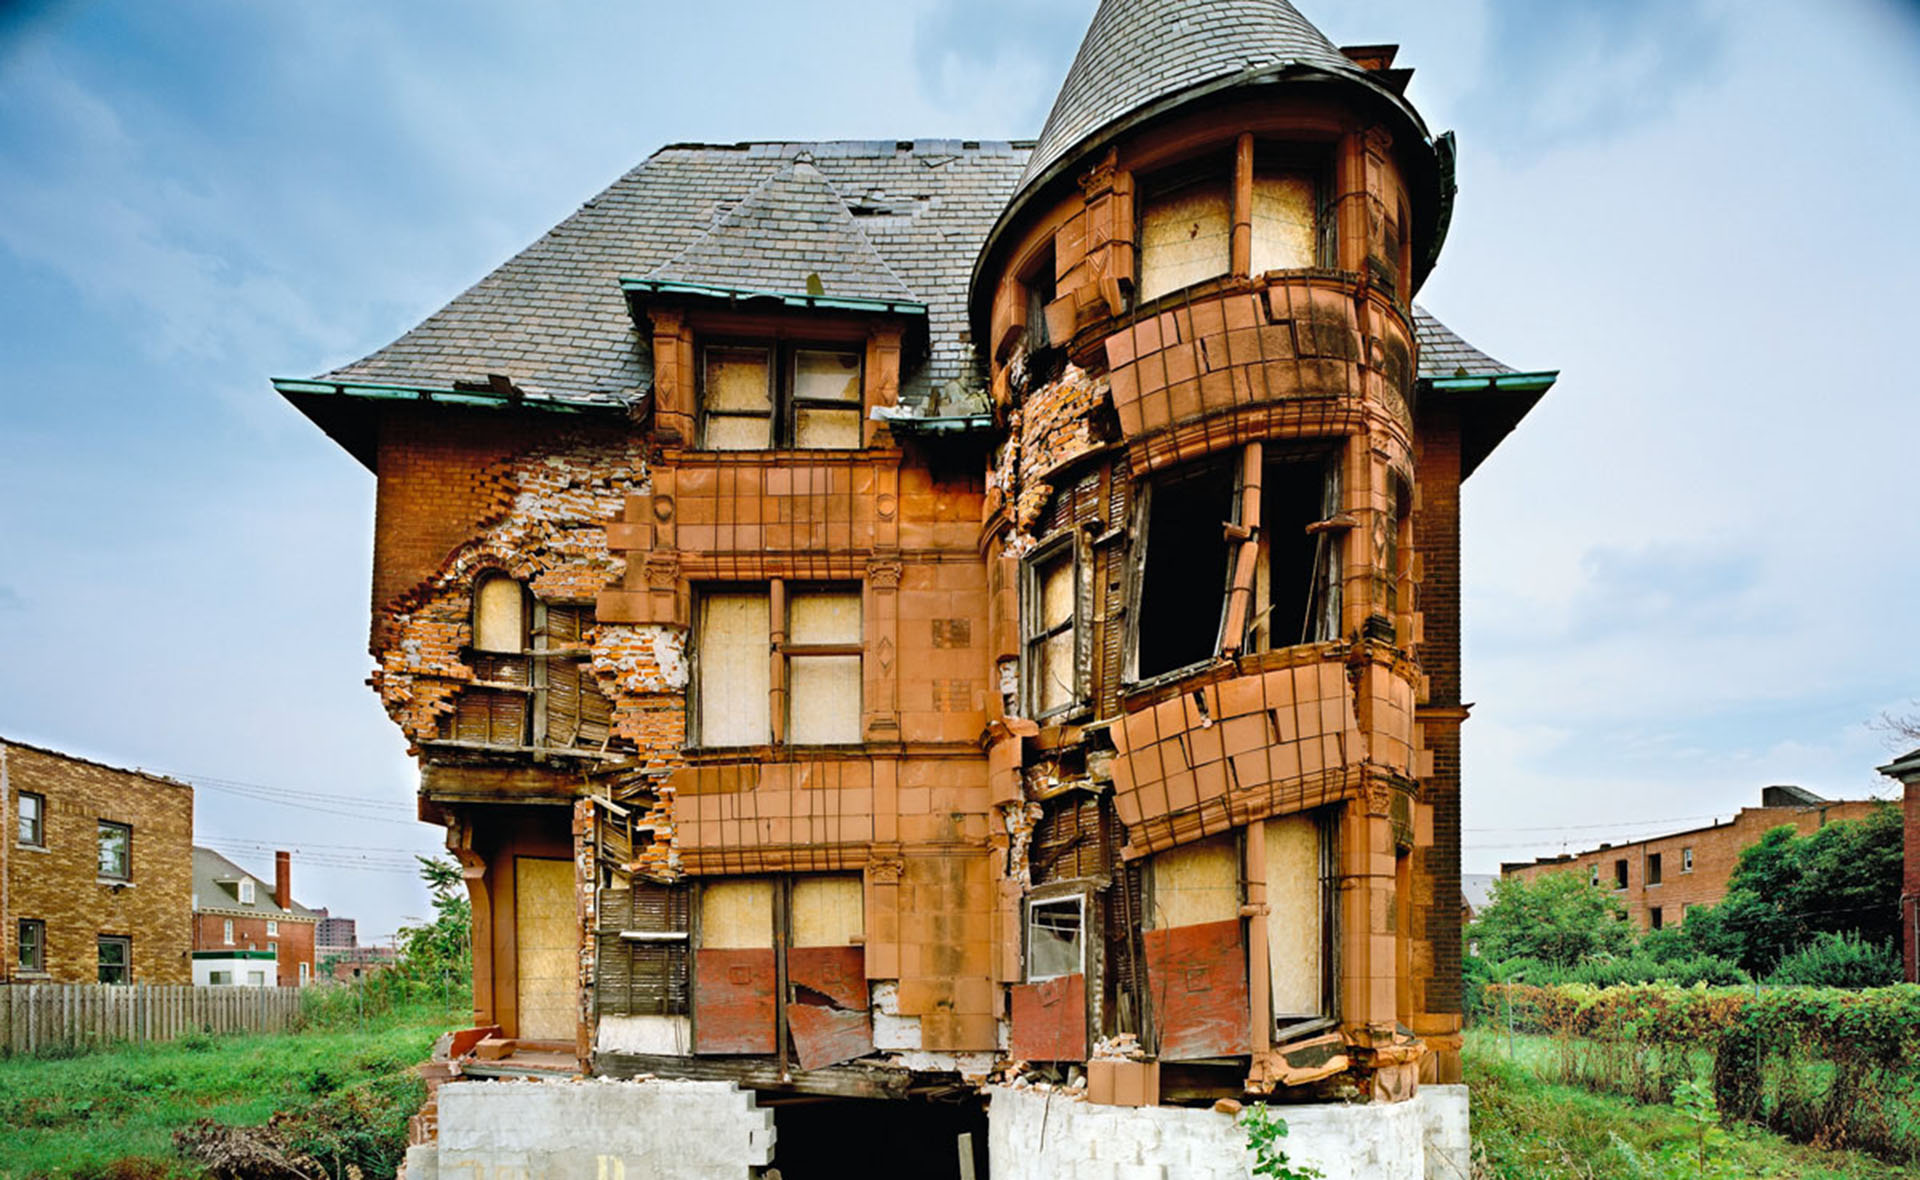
[283,1,1553,1174]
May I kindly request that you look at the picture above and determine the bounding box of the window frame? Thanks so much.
[691,580,864,749]
[1024,893,1087,983]
[97,935,131,985]
[239,879,255,905]
[223,918,234,946]
[97,820,131,882]
[1613,859,1629,891]
[1022,533,1083,719]
[1681,846,1694,873]
[696,339,865,452]
[17,791,44,848]
[266,920,278,937]
[1647,852,1663,887]
[17,918,45,975]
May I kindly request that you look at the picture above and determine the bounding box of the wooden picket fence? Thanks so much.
[0,983,303,1056]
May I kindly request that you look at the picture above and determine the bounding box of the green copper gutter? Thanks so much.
[884,413,994,437]
[271,377,627,414]
[620,278,928,318]
[1423,370,1557,395]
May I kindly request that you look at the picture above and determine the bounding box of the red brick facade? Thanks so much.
[1503,798,1883,932]
[191,912,317,987]
[1,740,194,985]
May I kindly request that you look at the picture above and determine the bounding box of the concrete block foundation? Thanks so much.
[986,1084,1469,1180]
[404,1078,775,1180]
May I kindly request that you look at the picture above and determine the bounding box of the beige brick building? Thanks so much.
[1,740,195,984]
[1502,786,1882,932]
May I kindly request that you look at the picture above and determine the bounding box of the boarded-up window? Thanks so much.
[1137,178,1231,302]
[514,857,578,1040]
[787,587,861,745]
[694,878,777,1055]
[790,875,864,947]
[596,882,690,1017]
[1264,812,1330,1022]
[1248,173,1318,275]
[697,591,772,748]
[474,575,526,652]
[1147,835,1239,929]
[702,346,774,450]
[1024,539,1078,716]
[700,878,776,949]
[791,349,862,449]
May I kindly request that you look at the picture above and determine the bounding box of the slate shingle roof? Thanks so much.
[642,159,918,305]
[1017,0,1364,198]
[324,141,1032,407]
[192,847,321,921]
[318,139,1514,408]
[1413,305,1517,377]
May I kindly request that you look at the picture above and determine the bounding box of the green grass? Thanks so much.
[1467,1028,1920,1179]
[0,991,461,1179]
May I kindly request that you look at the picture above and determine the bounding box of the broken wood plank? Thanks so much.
[594,1052,911,1100]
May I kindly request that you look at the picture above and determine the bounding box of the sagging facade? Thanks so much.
[285,0,1554,1141]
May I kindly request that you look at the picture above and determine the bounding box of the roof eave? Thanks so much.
[1419,370,1558,481]
[273,378,631,473]
[1877,748,1920,782]
[619,278,929,319]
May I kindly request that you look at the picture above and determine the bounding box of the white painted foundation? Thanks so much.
[404,1078,775,1180]
[986,1083,1470,1180]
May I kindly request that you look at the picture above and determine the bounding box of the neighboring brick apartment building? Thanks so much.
[1879,748,1920,982]
[191,848,322,986]
[1501,786,1884,932]
[282,0,1553,1171]
[0,739,194,985]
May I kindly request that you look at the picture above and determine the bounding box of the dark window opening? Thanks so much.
[1613,859,1628,890]
[97,935,130,985]
[1133,461,1235,679]
[1647,853,1663,886]
[771,1096,987,1180]
[1022,245,1057,354]
[1256,453,1342,650]
[1650,906,1664,931]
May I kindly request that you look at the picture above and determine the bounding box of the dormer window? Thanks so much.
[239,879,255,905]
[699,344,862,450]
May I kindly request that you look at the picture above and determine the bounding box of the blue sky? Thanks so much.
[1,0,1916,937]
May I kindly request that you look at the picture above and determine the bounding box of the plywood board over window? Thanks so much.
[790,874,863,947]
[702,346,775,450]
[791,350,862,449]
[787,874,871,1069]
[696,879,777,1055]
[1137,179,1231,302]
[1147,835,1239,929]
[1249,173,1318,274]
[514,857,579,1041]
[698,592,772,747]
[787,588,861,745]
[1264,813,1327,1022]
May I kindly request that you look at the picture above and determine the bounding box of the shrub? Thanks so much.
[1768,931,1901,989]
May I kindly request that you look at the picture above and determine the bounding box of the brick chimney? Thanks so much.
[275,850,293,910]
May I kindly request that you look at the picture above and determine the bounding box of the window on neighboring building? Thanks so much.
[1682,846,1694,873]
[17,919,45,974]
[1026,896,1085,981]
[1650,907,1665,931]
[1588,864,1599,887]
[694,584,862,747]
[209,970,231,985]
[1023,536,1080,717]
[699,344,863,451]
[248,970,266,986]
[1647,853,1663,886]
[223,919,234,945]
[299,962,310,985]
[97,936,130,984]
[17,791,44,847]
[238,879,255,905]
[266,920,278,937]
[267,941,278,958]
[450,576,618,752]
[1613,859,1628,890]
[97,821,131,880]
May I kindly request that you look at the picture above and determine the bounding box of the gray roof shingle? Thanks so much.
[318,138,1513,404]
[1017,0,1365,198]
[643,158,918,304]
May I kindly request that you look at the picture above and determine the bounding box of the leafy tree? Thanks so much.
[1701,806,1902,977]
[395,855,471,983]
[1469,871,1632,968]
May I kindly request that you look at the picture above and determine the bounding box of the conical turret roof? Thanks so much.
[1018,0,1365,195]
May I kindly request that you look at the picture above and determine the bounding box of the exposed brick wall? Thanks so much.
[1411,408,1463,1065]
[192,912,318,986]
[1,742,194,984]
[1505,799,1887,932]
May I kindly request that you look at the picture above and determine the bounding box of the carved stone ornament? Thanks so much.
[866,557,903,590]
